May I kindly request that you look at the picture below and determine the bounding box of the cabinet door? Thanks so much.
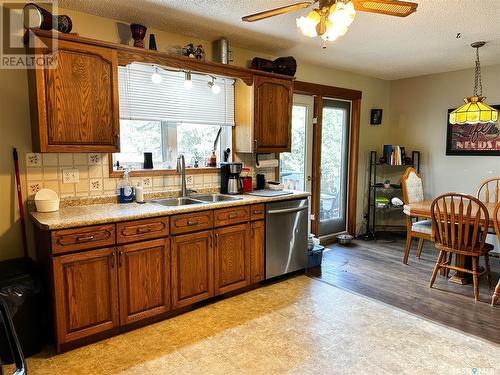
[214,223,251,295]
[251,220,265,283]
[118,238,170,325]
[32,37,119,152]
[253,75,293,153]
[52,247,119,344]
[171,231,214,309]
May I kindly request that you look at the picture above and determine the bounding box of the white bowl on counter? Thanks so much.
[35,188,60,212]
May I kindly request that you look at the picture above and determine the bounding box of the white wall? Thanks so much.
[389,64,500,197]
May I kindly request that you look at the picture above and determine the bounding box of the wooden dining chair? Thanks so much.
[491,202,500,306]
[476,177,500,204]
[477,177,500,235]
[401,167,432,264]
[429,193,493,302]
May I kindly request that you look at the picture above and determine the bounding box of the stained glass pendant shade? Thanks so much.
[449,42,498,125]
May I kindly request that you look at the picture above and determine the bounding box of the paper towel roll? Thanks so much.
[256,159,279,168]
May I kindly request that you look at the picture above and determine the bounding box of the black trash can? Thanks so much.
[0,257,43,363]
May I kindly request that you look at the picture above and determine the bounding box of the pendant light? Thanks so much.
[151,65,162,84]
[449,42,498,125]
[207,76,221,95]
[184,71,193,89]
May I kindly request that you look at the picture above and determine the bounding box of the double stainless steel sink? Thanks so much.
[152,194,242,207]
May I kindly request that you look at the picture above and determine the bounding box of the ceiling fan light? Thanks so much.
[329,1,356,29]
[321,27,341,42]
[296,10,320,37]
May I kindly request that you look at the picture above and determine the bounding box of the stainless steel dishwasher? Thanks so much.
[265,198,308,279]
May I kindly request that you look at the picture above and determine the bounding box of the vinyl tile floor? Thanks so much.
[5,276,500,375]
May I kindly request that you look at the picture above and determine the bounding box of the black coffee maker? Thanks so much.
[220,162,243,194]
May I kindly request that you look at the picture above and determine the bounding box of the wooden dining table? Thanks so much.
[404,199,497,285]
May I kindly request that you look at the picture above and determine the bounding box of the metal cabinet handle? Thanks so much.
[215,233,219,247]
[110,251,116,268]
[254,139,258,150]
[136,226,152,234]
[228,213,238,219]
[118,251,123,267]
[252,210,264,215]
[76,235,95,242]
[187,220,199,226]
[210,234,214,248]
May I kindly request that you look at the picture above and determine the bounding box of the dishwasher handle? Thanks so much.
[267,206,308,215]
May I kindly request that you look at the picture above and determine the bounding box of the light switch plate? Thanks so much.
[62,169,79,184]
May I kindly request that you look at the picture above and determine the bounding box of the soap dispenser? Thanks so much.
[119,170,135,203]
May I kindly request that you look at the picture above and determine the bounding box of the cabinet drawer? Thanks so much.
[250,204,265,221]
[214,206,249,227]
[51,224,115,254]
[171,211,213,235]
[117,217,169,244]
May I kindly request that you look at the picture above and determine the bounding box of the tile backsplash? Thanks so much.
[25,153,277,199]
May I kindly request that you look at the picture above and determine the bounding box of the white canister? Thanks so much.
[135,182,144,203]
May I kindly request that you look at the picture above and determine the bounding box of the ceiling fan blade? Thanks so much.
[353,0,418,17]
[242,2,315,22]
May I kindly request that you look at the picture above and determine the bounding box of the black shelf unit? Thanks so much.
[365,150,420,239]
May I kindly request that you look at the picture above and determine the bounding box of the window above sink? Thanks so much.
[111,63,234,176]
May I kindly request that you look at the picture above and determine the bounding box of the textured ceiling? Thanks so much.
[59,0,500,80]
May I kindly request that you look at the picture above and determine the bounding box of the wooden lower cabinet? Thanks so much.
[171,230,214,309]
[52,247,119,345]
[118,238,170,325]
[214,223,251,294]
[47,205,266,349]
[250,220,265,283]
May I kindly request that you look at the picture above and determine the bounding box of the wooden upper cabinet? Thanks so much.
[29,37,120,152]
[118,238,170,325]
[253,75,293,153]
[171,230,214,309]
[235,75,293,153]
[214,223,251,295]
[52,247,119,344]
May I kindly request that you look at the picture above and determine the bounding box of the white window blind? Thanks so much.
[118,64,235,126]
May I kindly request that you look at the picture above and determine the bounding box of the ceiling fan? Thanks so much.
[242,0,418,45]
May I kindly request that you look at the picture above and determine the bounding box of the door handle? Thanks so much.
[110,251,116,268]
[228,213,238,219]
[118,251,123,267]
[215,233,219,247]
[268,206,308,215]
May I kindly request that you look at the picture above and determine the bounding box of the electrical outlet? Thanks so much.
[62,169,79,184]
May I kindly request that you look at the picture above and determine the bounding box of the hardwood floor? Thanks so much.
[307,232,500,344]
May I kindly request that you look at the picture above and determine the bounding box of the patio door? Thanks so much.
[280,94,314,193]
[318,99,350,236]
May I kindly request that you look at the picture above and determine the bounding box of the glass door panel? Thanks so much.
[319,99,350,236]
[280,94,313,193]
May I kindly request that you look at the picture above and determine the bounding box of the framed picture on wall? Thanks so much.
[370,109,383,125]
[446,104,500,156]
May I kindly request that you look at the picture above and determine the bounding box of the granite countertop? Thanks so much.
[30,191,310,230]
